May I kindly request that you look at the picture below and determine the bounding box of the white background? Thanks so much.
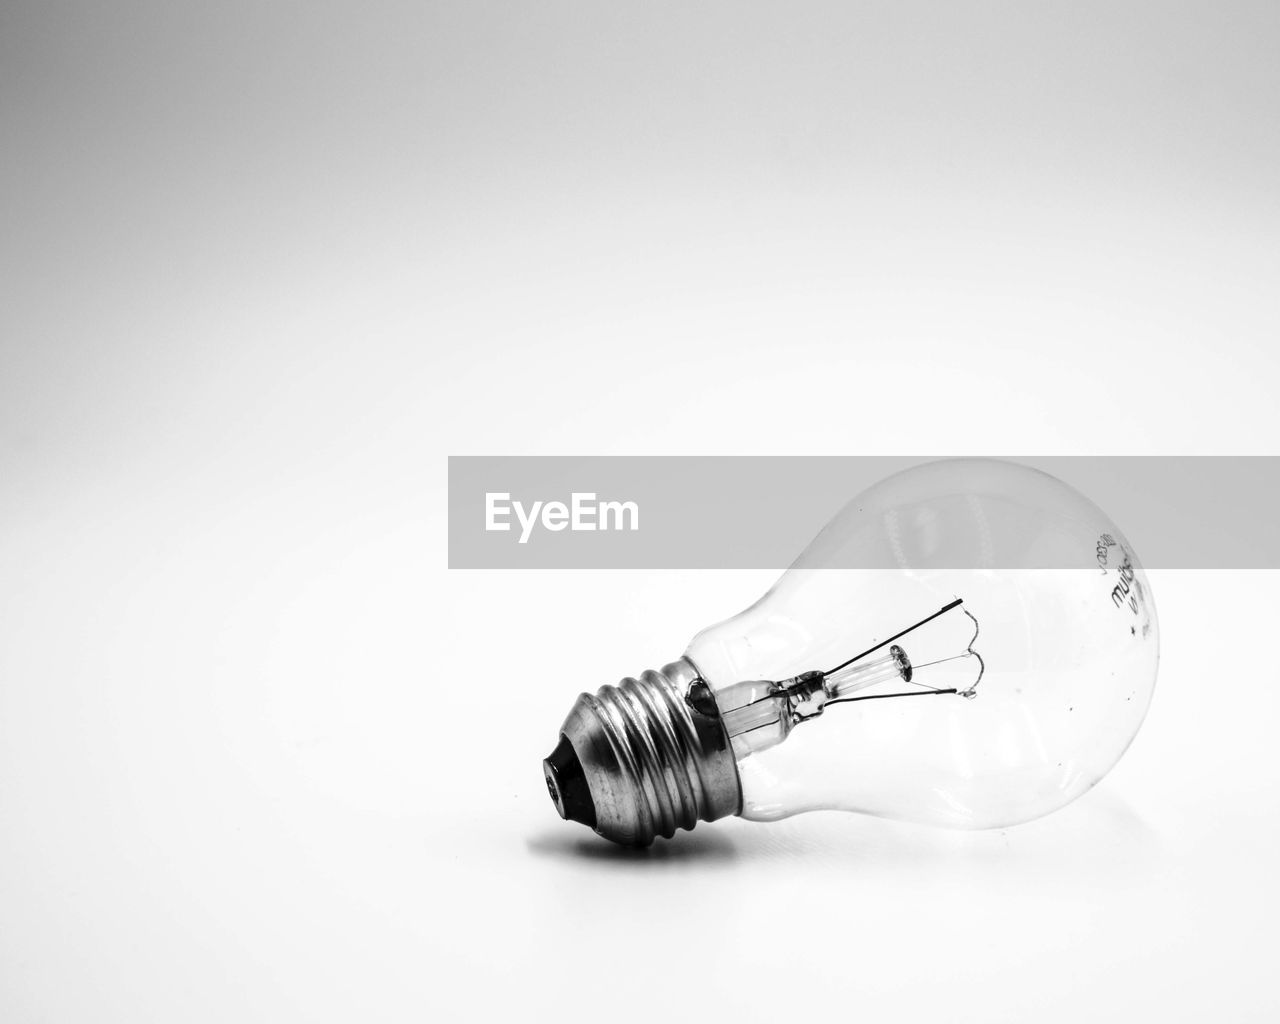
[3,3,1279,1021]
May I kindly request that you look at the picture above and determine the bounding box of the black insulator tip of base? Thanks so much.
[543,735,596,829]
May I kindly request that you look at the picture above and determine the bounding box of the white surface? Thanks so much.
[3,3,1280,1022]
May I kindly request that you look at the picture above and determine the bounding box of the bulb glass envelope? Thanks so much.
[687,459,1159,828]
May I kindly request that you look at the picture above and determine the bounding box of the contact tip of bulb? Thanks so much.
[543,735,597,829]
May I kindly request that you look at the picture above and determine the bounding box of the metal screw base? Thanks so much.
[543,659,743,846]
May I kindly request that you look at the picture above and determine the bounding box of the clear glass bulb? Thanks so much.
[688,457,1159,829]
[543,458,1159,843]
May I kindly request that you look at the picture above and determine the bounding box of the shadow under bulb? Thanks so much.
[542,458,1159,846]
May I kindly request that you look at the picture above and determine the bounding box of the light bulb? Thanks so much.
[542,458,1159,845]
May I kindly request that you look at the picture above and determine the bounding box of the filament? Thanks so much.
[824,687,959,708]
[821,599,984,702]
[824,598,963,676]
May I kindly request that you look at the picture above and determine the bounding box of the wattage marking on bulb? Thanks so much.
[1109,553,1140,615]
[1096,533,1117,574]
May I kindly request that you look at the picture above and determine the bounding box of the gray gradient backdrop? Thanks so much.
[3,4,1280,1024]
